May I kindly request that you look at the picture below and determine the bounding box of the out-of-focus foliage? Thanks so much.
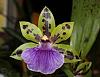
[71,0,100,59]
[63,0,100,76]
[0,59,20,77]
[0,0,7,32]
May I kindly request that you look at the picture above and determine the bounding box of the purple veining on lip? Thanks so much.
[21,42,64,74]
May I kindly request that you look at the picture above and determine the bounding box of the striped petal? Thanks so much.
[21,43,64,74]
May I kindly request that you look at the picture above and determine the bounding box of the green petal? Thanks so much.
[10,42,38,60]
[19,21,43,43]
[76,62,92,73]
[53,44,80,63]
[53,44,79,56]
[64,58,81,63]
[51,22,74,43]
[53,44,71,54]
[38,6,55,37]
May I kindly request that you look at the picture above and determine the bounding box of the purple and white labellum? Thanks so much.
[21,35,64,74]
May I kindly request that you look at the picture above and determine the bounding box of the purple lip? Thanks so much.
[21,42,64,74]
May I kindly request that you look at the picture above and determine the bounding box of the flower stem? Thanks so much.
[21,61,28,77]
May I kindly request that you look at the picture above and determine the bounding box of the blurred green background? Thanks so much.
[0,0,99,77]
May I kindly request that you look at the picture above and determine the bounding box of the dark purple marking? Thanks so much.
[51,33,60,42]
[45,20,49,26]
[41,39,50,43]
[42,26,46,30]
[65,24,70,29]
[75,55,79,59]
[49,24,51,29]
[23,25,28,29]
[64,55,74,60]
[34,34,41,41]
[44,20,50,37]
[27,29,32,34]
[62,26,65,30]
[61,37,63,39]
[42,13,51,19]
[53,47,64,53]
[48,32,51,36]
[67,51,73,56]
[44,8,48,12]
[27,31,29,34]
[16,49,23,56]
[65,51,74,59]
[42,19,45,22]
[63,32,66,35]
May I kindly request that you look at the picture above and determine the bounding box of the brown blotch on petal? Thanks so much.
[42,19,45,22]
[53,46,64,52]
[27,29,32,34]
[65,24,70,29]
[43,13,51,19]
[49,24,51,28]
[45,20,49,26]
[34,34,41,41]
[28,29,32,33]
[16,49,23,55]
[51,33,60,42]
[65,55,74,60]
[61,37,63,39]
[59,51,64,54]
[75,55,79,59]
[67,51,73,56]
[44,8,48,12]
[48,32,51,36]
[65,51,74,59]
[23,25,28,29]
[63,32,66,35]
[58,36,60,39]
[42,26,46,30]
[43,30,46,35]
[27,31,29,34]
[62,26,65,30]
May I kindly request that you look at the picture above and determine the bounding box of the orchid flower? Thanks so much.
[10,6,76,74]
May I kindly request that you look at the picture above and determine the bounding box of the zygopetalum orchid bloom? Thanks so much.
[10,6,76,74]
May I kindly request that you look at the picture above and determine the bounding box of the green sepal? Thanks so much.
[76,62,92,73]
[53,44,80,63]
[51,22,74,43]
[19,21,42,43]
[10,42,38,60]
[53,44,79,56]
[38,6,55,36]
[53,44,71,54]
[64,58,81,63]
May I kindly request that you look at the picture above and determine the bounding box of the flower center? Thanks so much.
[39,35,52,50]
[41,35,48,41]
